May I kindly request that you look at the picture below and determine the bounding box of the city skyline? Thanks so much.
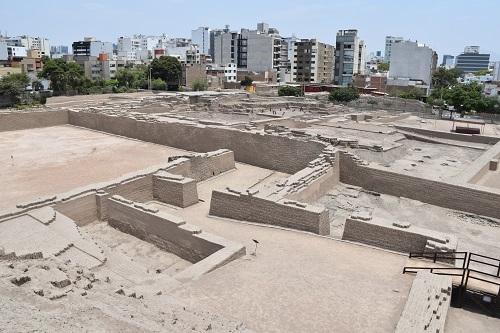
[2,0,500,60]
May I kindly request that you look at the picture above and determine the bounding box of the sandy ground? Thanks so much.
[0,258,251,332]
[305,125,405,150]
[145,163,413,333]
[394,116,500,137]
[353,139,483,181]
[318,183,500,258]
[446,307,500,332]
[0,162,413,333]
[475,169,500,190]
[83,222,191,278]
[0,125,187,210]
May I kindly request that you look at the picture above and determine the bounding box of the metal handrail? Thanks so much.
[402,266,464,276]
[404,251,500,305]
[469,252,500,262]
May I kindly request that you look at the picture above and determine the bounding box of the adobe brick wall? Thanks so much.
[282,149,339,203]
[68,111,326,174]
[107,196,222,263]
[395,271,452,333]
[106,196,245,277]
[187,150,235,181]
[153,172,198,208]
[339,151,500,219]
[210,188,330,235]
[455,141,500,184]
[0,110,69,132]
[55,192,97,226]
[342,217,456,254]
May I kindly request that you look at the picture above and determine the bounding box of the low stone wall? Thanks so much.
[55,192,98,226]
[395,271,452,333]
[185,149,235,181]
[68,110,326,174]
[0,149,234,226]
[342,215,457,255]
[153,172,198,207]
[210,188,330,235]
[454,141,500,184]
[339,151,500,220]
[66,173,155,226]
[280,148,339,203]
[107,195,245,280]
[0,110,69,132]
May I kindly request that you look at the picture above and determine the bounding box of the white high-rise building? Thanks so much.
[117,35,159,61]
[6,35,50,57]
[334,29,366,86]
[191,27,210,55]
[384,36,403,63]
[387,40,435,95]
[388,41,434,84]
[493,62,500,81]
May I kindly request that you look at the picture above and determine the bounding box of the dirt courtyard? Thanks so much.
[144,163,413,333]
[0,125,187,210]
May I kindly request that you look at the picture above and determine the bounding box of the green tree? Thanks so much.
[191,79,208,91]
[396,87,425,100]
[0,73,30,105]
[240,76,253,87]
[38,58,86,94]
[151,78,167,90]
[328,87,360,102]
[115,66,147,89]
[475,69,490,76]
[278,85,303,97]
[442,82,499,114]
[150,56,182,91]
[432,67,462,90]
[377,63,389,72]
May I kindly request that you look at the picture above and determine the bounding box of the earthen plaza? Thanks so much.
[1,91,499,332]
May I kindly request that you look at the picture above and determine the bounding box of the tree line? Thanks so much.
[429,68,499,114]
[38,55,183,95]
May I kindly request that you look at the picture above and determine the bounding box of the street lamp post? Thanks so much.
[148,67,152,91]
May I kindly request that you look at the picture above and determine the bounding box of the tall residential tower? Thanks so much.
[334,29,366,86]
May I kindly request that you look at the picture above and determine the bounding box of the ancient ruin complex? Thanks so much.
[1,91,499,332]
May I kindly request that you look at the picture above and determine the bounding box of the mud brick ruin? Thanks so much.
[1,91,499,332]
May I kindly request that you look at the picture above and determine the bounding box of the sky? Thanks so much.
[2,0,500,60]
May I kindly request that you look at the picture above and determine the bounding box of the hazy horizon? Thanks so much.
[2,0,500,60]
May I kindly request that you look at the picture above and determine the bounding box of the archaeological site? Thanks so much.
[1,91,499,332]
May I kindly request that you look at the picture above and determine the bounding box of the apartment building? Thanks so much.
[80,54,118,81]
[213,23,287,82]
[191,27,210,55]
[334,29,366,86]
[441,55,455,69]
[7,36,50,57]
[72,37,113,58]
[387,40,436,94]
[213,29,239,66]
[50,45,69,58]
[384,36,403,63]
[20,49,44,81]
[291,39,334,83]
[206,63,238,88]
